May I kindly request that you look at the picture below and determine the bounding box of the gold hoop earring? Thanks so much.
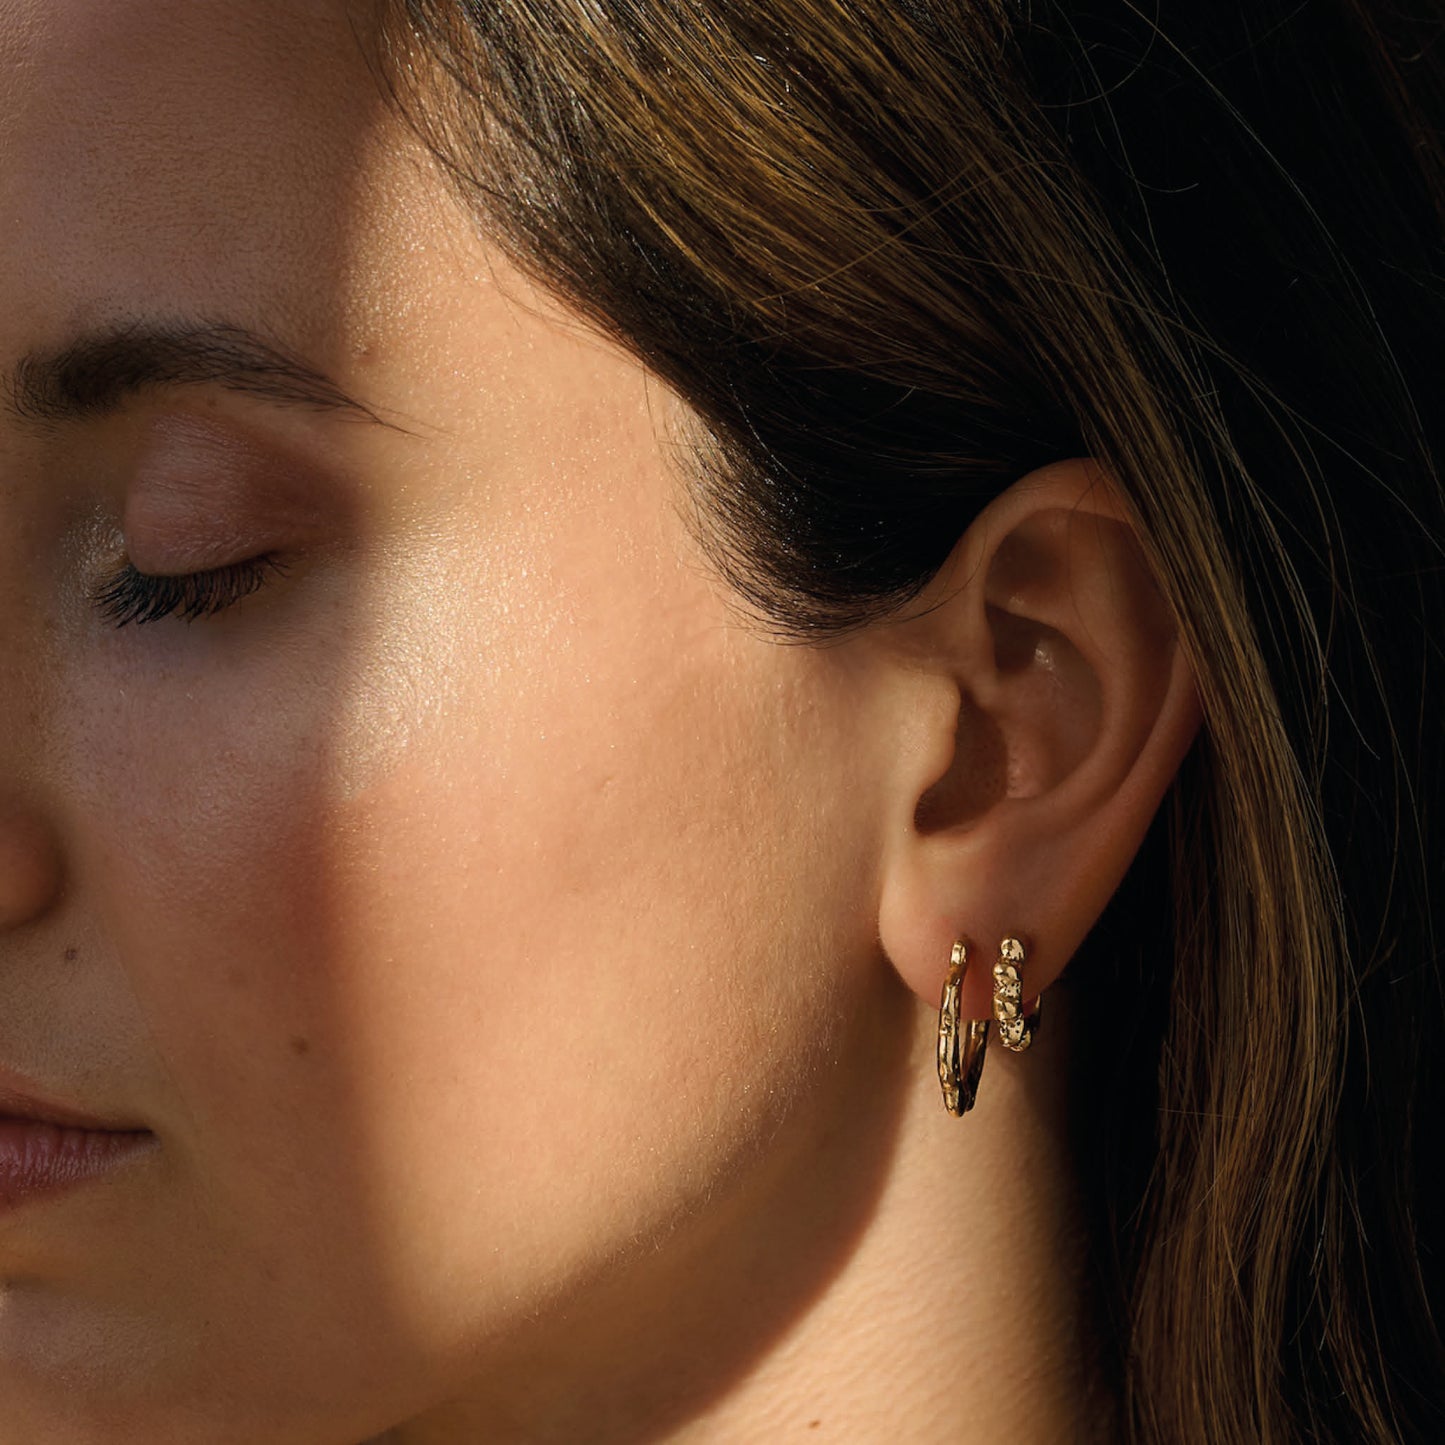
[938,941,989,1115]
[992,936,1041,1052]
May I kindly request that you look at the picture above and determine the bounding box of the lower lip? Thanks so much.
[0,1118,155,1212]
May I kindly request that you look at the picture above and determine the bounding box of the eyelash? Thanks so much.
[92,555,289,628]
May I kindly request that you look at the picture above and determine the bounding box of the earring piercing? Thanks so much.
[992,936,1040,1052]
[938,941,989,1115]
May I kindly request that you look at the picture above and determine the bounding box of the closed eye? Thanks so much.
[91,555,289,627]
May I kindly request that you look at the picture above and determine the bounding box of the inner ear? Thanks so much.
[912,606,1102,834]
[912,695,1006,833]
[988,603,1101,795]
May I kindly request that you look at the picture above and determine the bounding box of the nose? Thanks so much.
[0,794,64,929]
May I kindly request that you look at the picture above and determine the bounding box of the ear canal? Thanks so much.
[913,698,1007,833]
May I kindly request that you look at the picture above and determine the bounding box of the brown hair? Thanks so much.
[373,2,1445,1439]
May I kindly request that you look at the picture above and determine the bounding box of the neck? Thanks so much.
[379,983,1110,1444]
[677,990,1110,1443]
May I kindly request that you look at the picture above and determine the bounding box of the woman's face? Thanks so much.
[0,3,911,1438]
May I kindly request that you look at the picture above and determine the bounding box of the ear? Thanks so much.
[874,457,1202,1020]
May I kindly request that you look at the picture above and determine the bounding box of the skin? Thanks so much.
[0,3,1201,1442]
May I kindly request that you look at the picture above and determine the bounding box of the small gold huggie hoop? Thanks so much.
[938,941,989,1115]
[992,937,1040,1052]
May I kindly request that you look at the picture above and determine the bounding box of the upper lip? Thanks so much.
[0,1066,148,1132]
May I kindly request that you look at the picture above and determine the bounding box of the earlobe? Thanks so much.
[875,457,1202,1020]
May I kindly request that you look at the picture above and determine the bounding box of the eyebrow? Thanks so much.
[6,320,387,428]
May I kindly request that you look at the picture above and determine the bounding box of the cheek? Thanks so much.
[305,528,869,1320]
[58,504,878,1347]
[56,611,375,1228]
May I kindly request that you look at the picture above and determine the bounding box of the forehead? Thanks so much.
[0,0,392,359]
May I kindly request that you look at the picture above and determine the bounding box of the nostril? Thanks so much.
[0,800,64,930]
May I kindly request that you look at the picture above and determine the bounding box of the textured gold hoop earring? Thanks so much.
[992,937,1041,1052]
[938,941,989,1115]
